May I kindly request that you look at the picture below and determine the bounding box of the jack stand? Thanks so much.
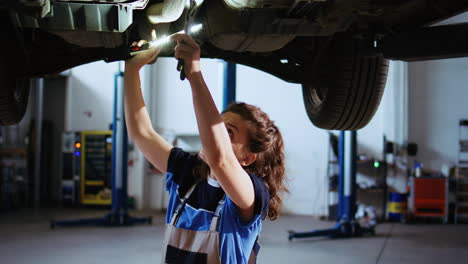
[51,69,151,228]
[288,219,375,240]
[288,131,375,241]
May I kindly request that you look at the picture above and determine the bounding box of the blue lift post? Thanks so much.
[223,62,236,109]
[51,68,151,228]
[288,130,375,240]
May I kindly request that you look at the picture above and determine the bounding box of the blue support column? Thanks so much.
[111,71,130,214]
[50,69,151,228]
[106,70,149,225]
[223,62,236,110]
[288,130,374,240]
[350,131,357,220]
[110,72,121,213]
[340,130,357,222]
[338,131,345,220]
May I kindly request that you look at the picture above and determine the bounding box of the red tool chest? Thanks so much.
[409,177,448,222]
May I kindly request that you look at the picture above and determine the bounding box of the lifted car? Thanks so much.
[1,0,468,130]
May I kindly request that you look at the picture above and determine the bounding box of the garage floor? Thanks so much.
[1,209,467,264]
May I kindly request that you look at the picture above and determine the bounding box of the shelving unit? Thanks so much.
[326,133,387,221]
[0,147,28,210]
[455,119,468,223]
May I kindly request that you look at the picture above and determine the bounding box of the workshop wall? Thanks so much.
[408,58,468,171]
[150,58,224,134]
[66,61,119,131]
[127,66,151,210]
[408,12,468,172]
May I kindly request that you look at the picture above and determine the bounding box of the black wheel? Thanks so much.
[302,34,389,130]
[0,76,30,126]
[0,11,31,126]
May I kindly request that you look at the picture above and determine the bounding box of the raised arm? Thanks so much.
[124,45,172,174]
[172,34,256,221]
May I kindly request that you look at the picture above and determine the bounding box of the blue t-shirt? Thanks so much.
[165,147,270,264]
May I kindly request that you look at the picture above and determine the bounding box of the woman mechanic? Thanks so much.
[124,33,287,264]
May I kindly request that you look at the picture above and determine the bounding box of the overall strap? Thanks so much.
[171,182,199,225]
[209,195,226,231]
[248,236,261,264]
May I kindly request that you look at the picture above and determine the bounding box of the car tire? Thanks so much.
[0,12,31,126]
[302,34,389,130]
[0,76,30,126]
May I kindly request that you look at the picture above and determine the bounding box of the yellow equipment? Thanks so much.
[78,131,112,205]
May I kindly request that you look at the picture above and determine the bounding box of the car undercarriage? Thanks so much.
[1,0,468,129]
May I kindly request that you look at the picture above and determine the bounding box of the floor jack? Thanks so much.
[50,68,151,228]
[288,131,375,240]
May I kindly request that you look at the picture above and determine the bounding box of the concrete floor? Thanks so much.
[1,209,467,264]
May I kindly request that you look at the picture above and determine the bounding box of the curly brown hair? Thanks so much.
[224,102,287,220]
[193,102,287,220]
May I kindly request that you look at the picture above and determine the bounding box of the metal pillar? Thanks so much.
[51,68,151,228]
[288,131,374,240]
[382,135,389,220]
[339,131,357,221]
[223,62,236,109]
[34,78,44,209]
